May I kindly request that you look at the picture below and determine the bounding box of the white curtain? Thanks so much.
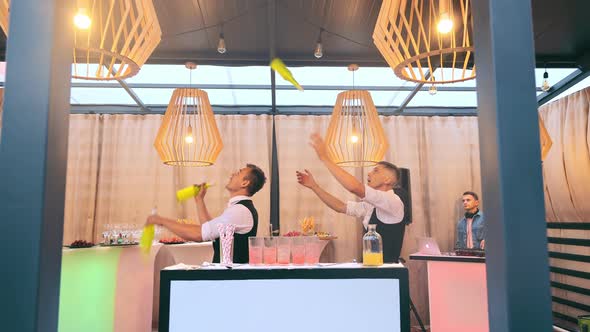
[63,114,101,244]
[539,87,590,322]
[540,87,590,221]
[275,115,364,263]
[63,114,272,244]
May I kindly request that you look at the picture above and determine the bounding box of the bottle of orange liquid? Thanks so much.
[362,225,384,266]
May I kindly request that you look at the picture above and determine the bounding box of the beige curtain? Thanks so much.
[63,114,272,243]
[540,87,590,221]
[275,115,364,263]
[539,87,590,322]
[63,114,101,244]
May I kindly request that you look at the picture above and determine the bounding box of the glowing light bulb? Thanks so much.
[314,42,323,59]
[437,13,453,34]
[350,134,359,144]
[217,33,226,54]
[541,71,550,92]
[74,8,91,30]
[429,84,437,95]
[185,125,194,144]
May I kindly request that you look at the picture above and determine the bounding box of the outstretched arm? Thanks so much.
[146,215,203,242]
[309,133,365,198]
[296,169,347,213]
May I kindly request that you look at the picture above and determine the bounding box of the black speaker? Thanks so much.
[393,168,412,225]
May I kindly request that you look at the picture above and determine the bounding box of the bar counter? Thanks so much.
[159,263,410,332]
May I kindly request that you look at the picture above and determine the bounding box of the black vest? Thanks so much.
[368,209,405,263]
[212,199,258,264]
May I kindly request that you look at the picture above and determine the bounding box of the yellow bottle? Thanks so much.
[140,208,157,254]
[176,183,213,202]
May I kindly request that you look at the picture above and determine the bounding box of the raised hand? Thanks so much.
[195,183,208,202]
[309,133,329,161]
[296,169,318,189]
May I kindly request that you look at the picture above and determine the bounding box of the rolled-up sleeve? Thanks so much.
[201,204,253,241]
[363,185,404,224]
[346,201,370,219]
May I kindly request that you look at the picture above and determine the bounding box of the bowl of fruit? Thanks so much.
[66,240,95,248]
[159,237,186,245]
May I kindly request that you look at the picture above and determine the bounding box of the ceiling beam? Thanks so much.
[69,104,477,117]
[537,68,590,106]
[116,79,150,112]
[66,82,485,91]
[394,70,432,114]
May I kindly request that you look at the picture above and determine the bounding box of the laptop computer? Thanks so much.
[417,237,442,255]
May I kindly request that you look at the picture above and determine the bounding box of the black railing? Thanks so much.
[548,222,590,331]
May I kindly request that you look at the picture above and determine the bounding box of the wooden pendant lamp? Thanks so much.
[0,0,161,80]
[154,63,223,167]
[373,0,475,84]
[325,65,389,167]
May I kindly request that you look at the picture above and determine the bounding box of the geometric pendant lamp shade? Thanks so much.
[539,115,552,161]
[0,0,8,35]
[72,0,161,80]
[325,90,389,167]
[0,0,161,81]
[373,0,475,84]
[154,88,223,167]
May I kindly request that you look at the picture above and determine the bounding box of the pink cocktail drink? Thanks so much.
[248,237,264,265]
[263,247,277,265]
[291,245,305,265]
[304,237,321,265]
[249,246,263,265]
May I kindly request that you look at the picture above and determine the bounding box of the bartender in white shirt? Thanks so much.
[146,164,266,263]
[296,134,406,263]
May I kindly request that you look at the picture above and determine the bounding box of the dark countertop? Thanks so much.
[410,253,485,263]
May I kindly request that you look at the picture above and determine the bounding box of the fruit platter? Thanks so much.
[64,240,95,248]
[283,217,337,240]
[159,237,187,245]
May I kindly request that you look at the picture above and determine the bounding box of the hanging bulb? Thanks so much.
[185,125,194,144]
[314,42,323,59]
[429,84,437,95]
[541,70,550,92]
[74,8,91,30]
[437,12,453,34]
[217,33,226,54]
[350,134,359,144]
[314,28,324,59]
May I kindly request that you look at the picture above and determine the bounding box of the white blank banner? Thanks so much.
[169,278,401,332]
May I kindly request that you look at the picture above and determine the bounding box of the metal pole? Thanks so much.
[0,0,73,331]
[472,0,553,330]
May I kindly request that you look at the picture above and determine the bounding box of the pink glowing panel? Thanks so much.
[427,260,489,332]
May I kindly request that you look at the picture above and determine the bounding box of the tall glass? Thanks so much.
[291,237,305,265]
[304,236,321,265]
[263,237,277,265]
[248,237,263,265]
[277,237,291,265]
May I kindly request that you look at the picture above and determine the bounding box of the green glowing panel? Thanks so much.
[58,248,122,332]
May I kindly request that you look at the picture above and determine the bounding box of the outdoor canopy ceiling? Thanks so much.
[144,0,590,69]
[0,0,589,68]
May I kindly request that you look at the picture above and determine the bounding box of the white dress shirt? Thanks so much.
[200,195,254,241]
[345,185,404,229]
